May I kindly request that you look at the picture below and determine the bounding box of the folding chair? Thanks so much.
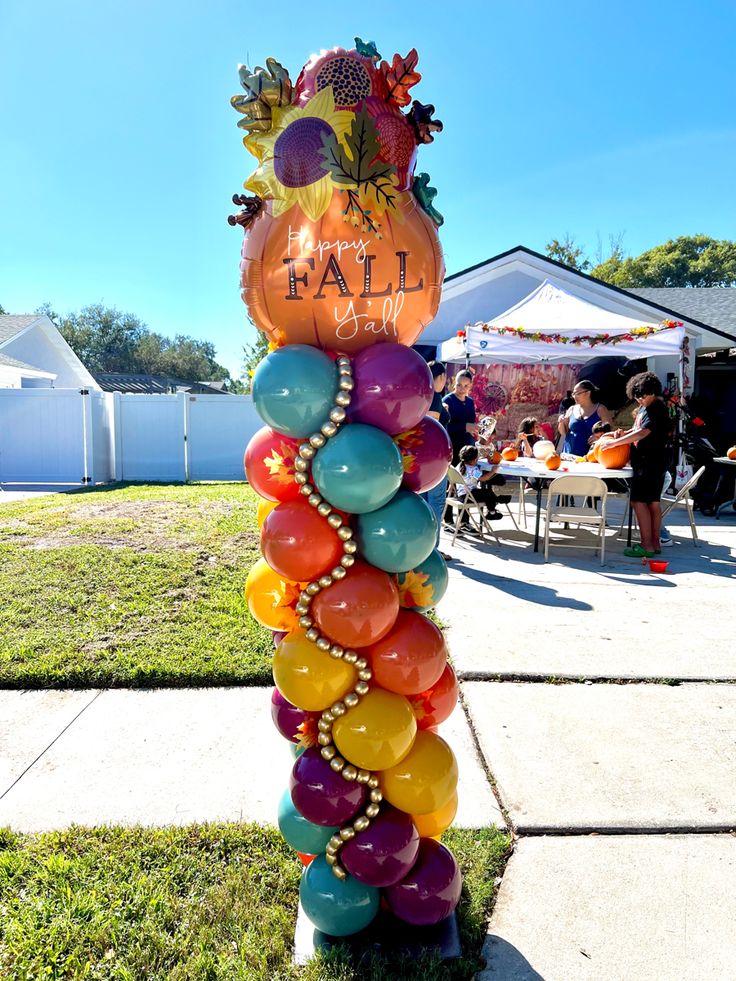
[445,466,502,546]
[544,475,608,565]
[660,465,705,544]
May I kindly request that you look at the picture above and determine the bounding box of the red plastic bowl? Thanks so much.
[648,560,670,573]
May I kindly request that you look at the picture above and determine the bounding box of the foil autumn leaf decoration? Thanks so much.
[398,569,434,609]
[402,452,417,474]
[296,717,319,749]
[381,48,421,107]
[263,444,297,486]
[276,580,303,610]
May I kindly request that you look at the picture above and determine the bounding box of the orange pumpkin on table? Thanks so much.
[585,450,598,463]
[491,451,502,464]
[545,453,562,470]
[595,435,631,470]
[501,446,518,461]
[727,446,736,460]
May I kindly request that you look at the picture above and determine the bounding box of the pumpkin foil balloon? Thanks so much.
[231,39,445,354]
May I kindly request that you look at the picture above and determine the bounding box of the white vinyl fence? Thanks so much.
[0,389,261,486]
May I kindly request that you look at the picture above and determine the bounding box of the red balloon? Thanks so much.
[311,559,399,649]
[244,426,301,503]
[366,610,447,696]
[261,499,343,582]
[394,417,453,493]
[409,662,459,729]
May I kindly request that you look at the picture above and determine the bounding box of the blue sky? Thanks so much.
[1,0,734,377]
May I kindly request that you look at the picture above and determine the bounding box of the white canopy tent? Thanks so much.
[438,280,687,367]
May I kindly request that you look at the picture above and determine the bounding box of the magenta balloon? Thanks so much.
[270,688,318,744]
[348,344,433,435]
[341,804,420,887]
[272,630,288,647]
[384,839,462,926]
[395,417,453,493]
[290,747,367,826]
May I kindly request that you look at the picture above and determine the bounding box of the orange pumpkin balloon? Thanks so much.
[239,191,444,354]
[501,446,518,461]
[545,453,561,470]
[596,435,631,470]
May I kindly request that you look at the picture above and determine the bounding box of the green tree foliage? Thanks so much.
[590,235,736,287]
[0,303,7,314]
[241,331,270,389]
[544,235,590,271]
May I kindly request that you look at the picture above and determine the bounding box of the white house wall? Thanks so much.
[3,325,88,389]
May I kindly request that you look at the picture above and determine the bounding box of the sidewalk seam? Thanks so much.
[0,689,103,802]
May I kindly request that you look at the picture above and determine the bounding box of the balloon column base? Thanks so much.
[293,901,461,966]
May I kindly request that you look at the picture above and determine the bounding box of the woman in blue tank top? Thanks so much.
[559,380,613,456]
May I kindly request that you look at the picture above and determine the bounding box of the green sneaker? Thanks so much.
[624,544,656,558]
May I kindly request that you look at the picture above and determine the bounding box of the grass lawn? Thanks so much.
[0,484,274,689]
[0,823,511,980]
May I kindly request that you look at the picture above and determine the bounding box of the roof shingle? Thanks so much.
[0,314,40,345]
[626,288,736,333]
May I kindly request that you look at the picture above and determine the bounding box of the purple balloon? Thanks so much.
[272,630,288,647]
[290,747,367,826]
[270,688,318,744]
[348,344,432,435]
[340,804,419,887]
[384,839,462,926]
[395,417,453,494]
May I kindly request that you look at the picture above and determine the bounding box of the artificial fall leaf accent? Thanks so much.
[262,444,297,486]
[395,427,424,452]
[296,717,319,749]
[380,49,421,107]
[409,690,433,723]
[402,452,417,474]
[276,580,302,610]
[398,570,434,609]
[231,58,292,134]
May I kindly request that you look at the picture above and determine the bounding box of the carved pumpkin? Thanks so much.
[501,446,518,461]
[727,446,736,460]
[545,453,561,470]
[240,190,444,354]
[596,435,631,470]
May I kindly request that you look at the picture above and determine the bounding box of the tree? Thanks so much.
[0,303,6,314]
[241,331,270,389]
[544,235,590,271]
[590,235,736,287]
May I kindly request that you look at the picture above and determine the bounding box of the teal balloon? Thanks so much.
[277,789,338,855]
[252,345,338,438]
[290,742,307,760]
[356,490,437,573]
[397,549,449,612]
[311,424,403,514]
[300,854,380,937]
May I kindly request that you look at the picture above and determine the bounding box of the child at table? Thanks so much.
[515,417,542,457]
[457,445,509,520]
[603,371,672,558]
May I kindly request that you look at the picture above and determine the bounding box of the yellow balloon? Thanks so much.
[273,630,357,712]
[257,496,278,527]
[411,791,458,837]
[244,557,300,632]
[380,730,458,815]
[332,687,416,772]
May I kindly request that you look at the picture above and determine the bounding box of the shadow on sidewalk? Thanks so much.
[452,562,593,611]
[482,935,546,979]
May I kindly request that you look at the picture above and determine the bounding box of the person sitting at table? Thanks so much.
[558,381,614,455]
[457,445,506,520]
[515,417,542,457]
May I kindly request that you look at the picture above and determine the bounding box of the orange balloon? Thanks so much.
[239,191,445,355]
[244,557,301,632]
[261,499,343,582]
[409,663,459,730]
[366,610,447,696]
[273,629,357,711]
[380,730,458,815]
[311,559,399,649]
[256,496,278,527]
[411,791,459,838]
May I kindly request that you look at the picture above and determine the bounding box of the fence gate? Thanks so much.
[116,394,186,482]
[185,395,260,481]
[0,389,90,484]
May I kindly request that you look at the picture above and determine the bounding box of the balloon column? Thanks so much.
[235,38,460,940]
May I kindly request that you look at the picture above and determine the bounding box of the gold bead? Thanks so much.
[295,472,308,485]
[330,756,345,772]
[354,658,368,671]
[300,483,314,497]
[342,764,358,782]
[332,864,347,880]
[339,827,356,841]
[317,732,332,747]
[321,709,335,722]
[317,502,332,517]
[299,443,315,460]
[337,526,353,541]
[321,421,338,438]
[369,788,383,803]
[328,835,342,851]
[318,575,333,589]
[306,582,321,596]
[325,852,337,866]
[355,681,369,696]
[321,745,336,761]
[329,645,344,659]
[343,540,358,554]
[327,513,343,530]
[299,615,313,629]
[316,637,331,652]
[308,493,322,508]
[353,816,370,833]
[294,456,309,473]
[326,843,338,856]
[309,433,326,449]
[340,554,355,569]
[331,702,346,717]
[358,669,372,682]
[365,803,380,818]
[356,770,371,784]
[368,776,380,790]
[336,355,351,367]
[331,566,347,581]
[344,693,359,709]
[299,591,312,605]
[318,719,333,733]
[306,628,319,642]
[339,377,354,391]
[329,406,347,424]
[295,601,309,615]
[343,650,358,665]
[338,365,353,376]
[335,391,351,408]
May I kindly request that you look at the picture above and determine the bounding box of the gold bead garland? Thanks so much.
[283,354,382,879]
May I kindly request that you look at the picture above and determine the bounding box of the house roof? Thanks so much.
[0,351,56,379]
[0,315,41,345]
[444,246,736,344]
[95,372,229,395]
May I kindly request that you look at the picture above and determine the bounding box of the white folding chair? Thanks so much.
[544,475,608,565]
[445,466,501,546]
[660,465,705,544]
